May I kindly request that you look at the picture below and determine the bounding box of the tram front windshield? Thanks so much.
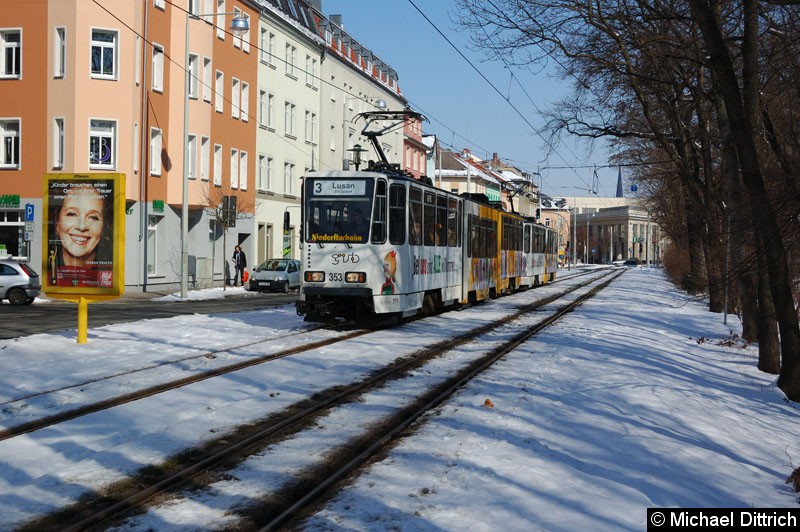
[304,177,374,244]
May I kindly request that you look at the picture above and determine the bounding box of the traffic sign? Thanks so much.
[25,203,34,221]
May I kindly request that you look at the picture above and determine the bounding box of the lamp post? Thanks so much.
[571,186,596,267]
[347,144,367,170]
[181,9,249,298]
[586,212,595,264]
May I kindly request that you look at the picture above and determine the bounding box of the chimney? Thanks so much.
[308,0,323,12]
[330,14,343,29]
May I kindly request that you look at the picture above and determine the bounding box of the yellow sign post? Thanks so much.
[42,173,126,343]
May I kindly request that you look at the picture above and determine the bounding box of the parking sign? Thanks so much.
[25,203,34,221]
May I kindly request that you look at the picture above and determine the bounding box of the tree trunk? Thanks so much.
[689,0,800,399]
[754,228,781,374]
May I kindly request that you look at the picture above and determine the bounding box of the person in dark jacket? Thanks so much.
[232,245,247,286]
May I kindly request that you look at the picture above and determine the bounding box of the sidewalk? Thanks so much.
[38,285,254,304]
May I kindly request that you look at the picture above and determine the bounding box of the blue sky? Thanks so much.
[322,0,621,198]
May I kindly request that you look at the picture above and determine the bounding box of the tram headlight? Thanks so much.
[345,272,366,283]
[305,271,325,282]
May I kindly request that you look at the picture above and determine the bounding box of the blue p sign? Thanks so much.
[25,203,34,221]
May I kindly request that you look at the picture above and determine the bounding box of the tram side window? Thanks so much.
[436,194,447,246]
[524,225,531,254]
[492,220,498,256]
[389,184,406,245]
[468,215,477,258]
[535,226,543,253]
[423,190,436,246]
[371,179,387,244]
[471,217,493,259]
[447,197,459,247]
[409,186,423,245]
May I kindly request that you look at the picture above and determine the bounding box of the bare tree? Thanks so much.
[202,185,255,290]
[455,0,800,397]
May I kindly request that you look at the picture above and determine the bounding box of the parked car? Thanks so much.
[623,259,639,267]
[0,259,41,305]
[247,258,301,293]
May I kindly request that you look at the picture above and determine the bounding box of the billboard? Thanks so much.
[42,173,125,298]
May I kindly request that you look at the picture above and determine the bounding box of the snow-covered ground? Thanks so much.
[1,267,798,531]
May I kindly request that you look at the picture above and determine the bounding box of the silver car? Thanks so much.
[247,258,301,293]
[0,259,41,305]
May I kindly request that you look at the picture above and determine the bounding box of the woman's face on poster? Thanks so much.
[56,187,104,264]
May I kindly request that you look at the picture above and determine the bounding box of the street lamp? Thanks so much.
[181,9,249,298]
[347,144,368,171]
[571,186,596,267]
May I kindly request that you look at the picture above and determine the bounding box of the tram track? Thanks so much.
[0,269,610,444]
[17,269,621,531]
[0,322,365,442]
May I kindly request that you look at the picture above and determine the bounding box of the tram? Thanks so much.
[296,110,557,322]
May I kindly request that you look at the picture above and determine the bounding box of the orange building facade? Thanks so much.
[0,0,259,291]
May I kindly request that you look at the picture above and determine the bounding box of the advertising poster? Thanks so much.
[42,173,125,298]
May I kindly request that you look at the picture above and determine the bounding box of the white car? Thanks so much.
[0,259,41,305]
[247,259,301,293]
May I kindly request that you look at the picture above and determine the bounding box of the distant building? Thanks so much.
[540,195,666,265]
[431,149,538,218]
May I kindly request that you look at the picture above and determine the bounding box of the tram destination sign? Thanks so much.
[313,180,366,196]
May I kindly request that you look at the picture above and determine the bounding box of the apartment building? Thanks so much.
[0,0,407,292]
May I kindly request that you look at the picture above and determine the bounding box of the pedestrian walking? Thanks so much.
[232,245,247,286]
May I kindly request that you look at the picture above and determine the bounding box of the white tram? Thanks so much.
[295,111,558,322]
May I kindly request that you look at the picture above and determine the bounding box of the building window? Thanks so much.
[231,77,240,118]
[259,28,268,63]
[305,56,317,88]
[89,119,116,169]
[241,82,249,122]
[90,29,117,79]
[215,70,223,112]
[233,8,243,49]
[54,27,66,78]
[188,53,198,98]
[0,30,20,79]
[187,134,197,179]
[147,215,159,276]
[266,156,274,191]
[152,43,164,91]
[285,43,296,77]
[305,111,317,144]
[135,36,141,86]
[284,162,295,195]
[268,32,276,66]
[267,93,275,128]
[150,127,162,175]
[200,136,209,181]
[0,119,20,168]
[202,57,212,102]
[242,13,251,53]
[230,148,239,188]
[258,90,266,126]
[257,154,267,191]
[239,150,248,190]
[216,0,226,40]
[53,118,64,169]
[284,102,295,137]
[213,143,222,186]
